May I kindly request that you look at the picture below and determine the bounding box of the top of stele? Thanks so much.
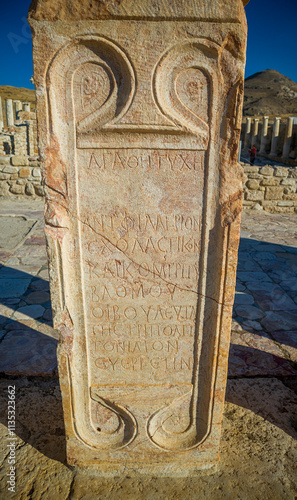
[28,0,248,21]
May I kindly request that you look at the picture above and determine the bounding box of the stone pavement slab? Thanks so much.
[0,328,58,376]
[0,200,297,378]
[0,216,36,250]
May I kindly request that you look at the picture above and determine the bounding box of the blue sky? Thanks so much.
[0,0,296,89]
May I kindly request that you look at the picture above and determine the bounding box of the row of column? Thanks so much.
[0,97,31,130]
[244,116,295,160]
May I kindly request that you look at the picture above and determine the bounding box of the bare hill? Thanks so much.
[0,85,35,103]
[244,69,297,117]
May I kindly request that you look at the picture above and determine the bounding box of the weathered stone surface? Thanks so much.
[252,202,263,210]
[32,167,42,177]
[246,190,264,201]
[0,173,10,180]
[0,156,11,165]
[29,0,248,473]
[280,178,296,186]
[243,166,259,174]
[9,184,25,195]
[260,177,280,186]
[284,193,297,200]
[274,166,289,177]
[25,182,35,196]
[3,165,18,174]
[19,167,31,178]
[277,201,293,207]
[247,173,261,179]
[259,166,274,176]
[246,179,259,190]
[34,185,44,196]
[0,182,9,196]
[265,186,284,200]
[11,155,29,166]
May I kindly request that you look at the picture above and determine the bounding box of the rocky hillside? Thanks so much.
[243,69,297,117]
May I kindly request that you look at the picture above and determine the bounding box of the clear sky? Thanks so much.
[0,0,296,89]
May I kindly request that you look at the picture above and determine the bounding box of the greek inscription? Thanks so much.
[83,213,200,234]
[91,304,196,322]
[91,282,177,301]
[94,356,192,372]
[88,260,199,281]
[92,323,194,339]
[94,339,179,354]
[87,235,200,256]
[87,150,203,172]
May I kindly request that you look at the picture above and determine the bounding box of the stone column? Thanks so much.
[244,117,251,148]
[282,117,294,159]
[23,102,31,112]
[0,97,3,131]
[25,120,35,156]
[260,116,269,154]
[29,0,249,473]
[251,118,259,148]
[270,117,281,156]
[5,99,14,127]
[14,100,22,120]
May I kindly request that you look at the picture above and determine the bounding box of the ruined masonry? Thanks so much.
[0,97,42,197]
[242,115,297,164]
[29,0,249,474]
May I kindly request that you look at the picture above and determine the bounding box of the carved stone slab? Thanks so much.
[29,0,247,474]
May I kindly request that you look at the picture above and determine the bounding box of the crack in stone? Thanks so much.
[47,184,67,200]
[71,213,231,307]
[66,475,75,500]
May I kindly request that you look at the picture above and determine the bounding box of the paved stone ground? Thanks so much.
[0,198,297,499]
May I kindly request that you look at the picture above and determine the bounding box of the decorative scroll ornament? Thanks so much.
[148,39,222,451]
[152,40,214,148]
[47,36,137,450]
[72,38,135,134]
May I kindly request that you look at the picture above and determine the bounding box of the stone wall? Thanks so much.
[1,155,296,210]
[243,163,297,213]
[0,97,38,157]
[0,155,43,197]
[0,122,37,157]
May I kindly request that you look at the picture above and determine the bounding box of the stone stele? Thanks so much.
[28,0,247,475]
